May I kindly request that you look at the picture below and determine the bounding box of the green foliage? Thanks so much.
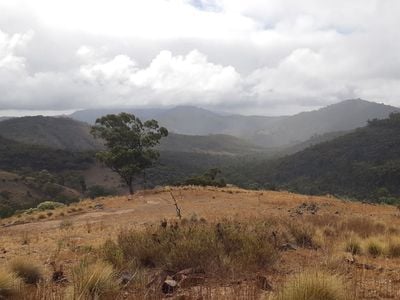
[91,113,168,194]
[0,135,94,172]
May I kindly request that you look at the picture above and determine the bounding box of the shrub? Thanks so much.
[68,260,118,299]
[0,269,21,298]
[365,238,385,257]
[37,201,65,211]
[274,271,348,300]
[9,259,42,284]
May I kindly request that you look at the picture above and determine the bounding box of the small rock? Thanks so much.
[279,243,297,251]
[162,277,177,294]
[119,271,133,285]
[256,275,272,291]
[94,203,104,210]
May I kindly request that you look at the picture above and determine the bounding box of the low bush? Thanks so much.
[9,259,42,284]
[274,270,348,300]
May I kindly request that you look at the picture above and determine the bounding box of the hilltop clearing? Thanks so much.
[1,186,400,299]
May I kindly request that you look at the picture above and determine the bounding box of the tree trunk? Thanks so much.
[128,183,134,195]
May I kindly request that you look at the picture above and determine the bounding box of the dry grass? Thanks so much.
[116,219,279,273]
[0,269,21,298]
[9,258,42,284]
[66,260,118,299]
[274,270,349,300]
[1,186,400,299]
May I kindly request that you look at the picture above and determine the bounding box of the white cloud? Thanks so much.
[1,0,400,114]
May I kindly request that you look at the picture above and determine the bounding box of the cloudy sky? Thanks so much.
[0,0,399,116]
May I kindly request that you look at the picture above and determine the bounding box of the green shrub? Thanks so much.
[275,271,348,300]
[37,201,65,211]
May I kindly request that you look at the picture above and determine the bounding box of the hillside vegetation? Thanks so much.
[233,113,400,202]
[0,116,102,151]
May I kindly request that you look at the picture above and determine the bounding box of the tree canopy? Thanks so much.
[91,113,168,194]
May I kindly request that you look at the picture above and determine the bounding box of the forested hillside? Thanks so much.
[230,113,400,202]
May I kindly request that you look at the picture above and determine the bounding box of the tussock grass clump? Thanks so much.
[288,223,316,248]
[102,239,124,268]
[67,260,118,299]
[274,270,348,300]
[9,259,42,284]
[344,236,362,255]
[115,220,278,272]
[364,238,385,257]
[0,269,21,298]
[387,238,400,258]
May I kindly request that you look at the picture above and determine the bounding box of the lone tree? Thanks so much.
[91,113,168,195]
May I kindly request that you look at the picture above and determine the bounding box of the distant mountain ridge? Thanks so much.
[69,99,400,147]
[0,116,102,151]
[0,115,264,155]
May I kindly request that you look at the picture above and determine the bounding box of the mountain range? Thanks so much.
[69,99,399,147]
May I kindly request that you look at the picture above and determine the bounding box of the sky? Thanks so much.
[0,0,400,116]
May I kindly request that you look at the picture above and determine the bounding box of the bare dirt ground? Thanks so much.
[1,186,400,299]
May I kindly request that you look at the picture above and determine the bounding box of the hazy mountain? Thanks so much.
[69,99,399,147]
[70,108,167,124]
[159,133,266,155]
[0,115,264,155]
[0,116,102,151]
